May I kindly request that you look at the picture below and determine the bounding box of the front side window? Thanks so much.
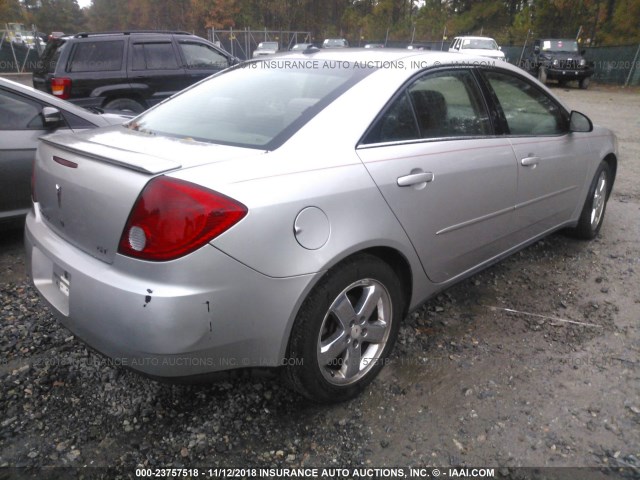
[69,41,124,72]
[179,42,228,69]
[484,70,568,135]
[363,69,491,144]
[0,89,44,130]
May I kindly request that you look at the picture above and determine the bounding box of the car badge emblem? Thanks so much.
[56,184,62,208]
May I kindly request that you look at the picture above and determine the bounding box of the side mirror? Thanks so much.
[569,110,593,133]
[42,106,62,128]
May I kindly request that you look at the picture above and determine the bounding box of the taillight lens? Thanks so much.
[51,77,71,99]
[118,177,247,261]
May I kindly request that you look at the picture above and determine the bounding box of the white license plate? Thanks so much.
[54,273,70,297]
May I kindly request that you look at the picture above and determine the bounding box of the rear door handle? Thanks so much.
[397,172,434,187]
[521,156,541,167]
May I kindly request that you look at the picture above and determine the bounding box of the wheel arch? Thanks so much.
[101,94,147,109]
[603,153,617,195]
[281,244,415,362]
[359,246,413,319]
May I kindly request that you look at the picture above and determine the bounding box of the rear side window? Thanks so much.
[408,70,491,138]
[132,43,179,70]
[69,41,124,72]
[363,69,491,144]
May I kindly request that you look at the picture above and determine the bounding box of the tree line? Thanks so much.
[1,0,638,46]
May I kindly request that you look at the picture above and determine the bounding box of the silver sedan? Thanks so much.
[25,50,617,402]
[0,77,128,225]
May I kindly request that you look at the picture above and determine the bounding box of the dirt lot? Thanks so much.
[0,83,639,476]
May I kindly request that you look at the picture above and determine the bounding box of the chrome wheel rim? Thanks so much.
[590,171,607,229]
[317,278,392,386]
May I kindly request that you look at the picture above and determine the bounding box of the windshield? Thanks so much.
[542,40,578,53]
[461,38,498,50]
[324,39,347,48]
[258,42,278,50]
[128,61,373,150]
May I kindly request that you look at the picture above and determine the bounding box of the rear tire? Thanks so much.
[104,98,146,114]
[571,162,612,239]
[285,254,404,403]
[579,77,591,89]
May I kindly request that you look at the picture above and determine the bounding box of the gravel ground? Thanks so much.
[0,83,639,476]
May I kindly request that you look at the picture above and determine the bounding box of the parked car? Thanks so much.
[26,50,617,403]
[252,41,279,58]
[521,38,594,89]
[449,36,505,60]
[32,31,239,114]
[322,38,349,48]
[364,43,384,49]
[0,77,129,225]
[290,43,315,51]
[406,43,431,50]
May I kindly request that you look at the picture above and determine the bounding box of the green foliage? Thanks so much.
[0,0,23,25]
[6,0,638,46]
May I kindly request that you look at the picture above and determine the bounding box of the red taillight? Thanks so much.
[51,77,71,99]
[118,177,247,261]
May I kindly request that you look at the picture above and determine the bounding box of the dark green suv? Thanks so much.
[522,38,594,89]
[33,31,239,113]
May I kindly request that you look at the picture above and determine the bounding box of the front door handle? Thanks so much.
[397,172,434,187]
[521,156,541,167]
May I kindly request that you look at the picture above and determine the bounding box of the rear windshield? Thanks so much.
[128,60,373,150]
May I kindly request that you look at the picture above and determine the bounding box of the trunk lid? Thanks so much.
[34,127,265,263]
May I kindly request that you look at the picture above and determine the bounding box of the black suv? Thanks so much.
[33,31,238,113]
[521,38,594,89]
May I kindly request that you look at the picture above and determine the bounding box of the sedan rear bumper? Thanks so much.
[25,206,316,377]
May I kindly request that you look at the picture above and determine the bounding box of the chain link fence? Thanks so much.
[1,27,42,74]
[3,27,639,86]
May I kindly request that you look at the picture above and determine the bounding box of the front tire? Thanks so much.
[285,254,405,403]
[579,77,591,89]
[538,66,547,84]
[572,162,612,239]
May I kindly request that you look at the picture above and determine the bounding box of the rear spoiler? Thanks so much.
[40,134,181,174]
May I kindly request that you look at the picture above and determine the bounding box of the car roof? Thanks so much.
[72,30,192,38]
[268,48,497,64]
[454,36,497,40]
[260,48,571,109]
